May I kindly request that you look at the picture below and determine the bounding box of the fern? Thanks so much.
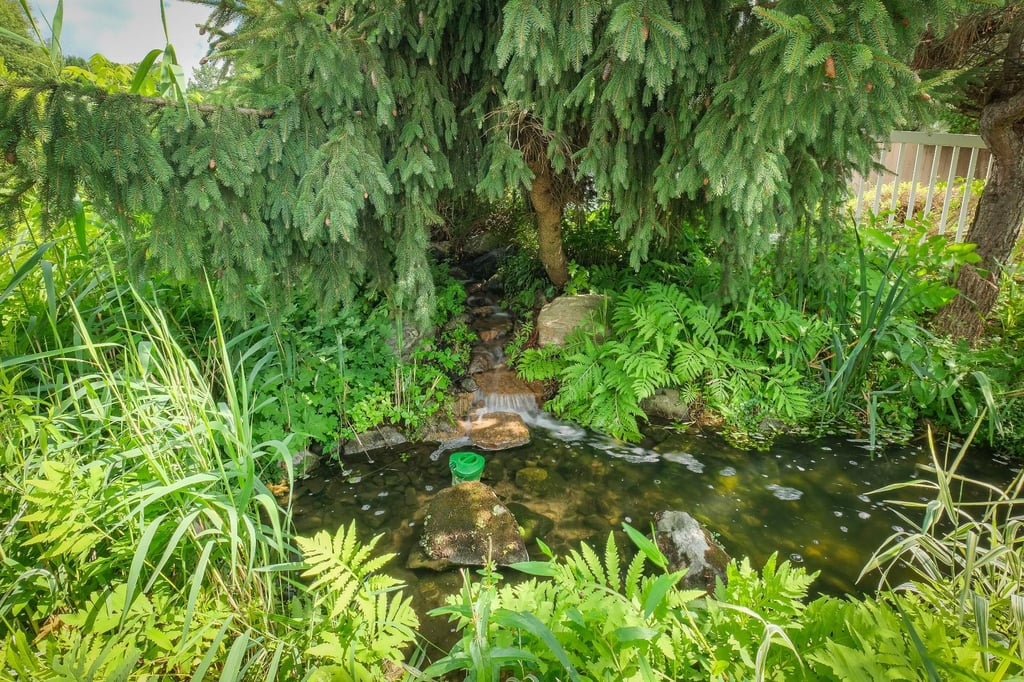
[297,522,402,618]
[297,522,418,674]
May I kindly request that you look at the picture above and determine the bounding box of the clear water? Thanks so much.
[290,414,1018,649]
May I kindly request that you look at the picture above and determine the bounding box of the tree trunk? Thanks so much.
[935,89,1024,342]
[527,157,569,289]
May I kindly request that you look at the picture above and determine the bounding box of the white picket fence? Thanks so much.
[851,130,991,241]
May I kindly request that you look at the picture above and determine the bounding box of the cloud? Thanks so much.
[28,0,212,78]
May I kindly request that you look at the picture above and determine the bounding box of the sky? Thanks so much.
[29,0,213,80]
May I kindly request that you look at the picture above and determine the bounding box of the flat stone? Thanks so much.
[409,481,528,570]
[537,294,608,347]
[342,426,407,455]
[470,411,531,450]
[419,415,469,443]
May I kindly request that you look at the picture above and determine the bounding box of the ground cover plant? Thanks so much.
[2,0,1023,677]
[514,212,1023,449]
[250,265,473,453]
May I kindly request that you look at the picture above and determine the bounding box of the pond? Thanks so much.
[290,410,1019,651]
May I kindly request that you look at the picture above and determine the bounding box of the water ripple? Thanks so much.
[766,484,804,501]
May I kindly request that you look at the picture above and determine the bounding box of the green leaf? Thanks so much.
[131,49,163,94]
[509,561,557,577]
[49,0,63,58]
[493,609,582,682]
[622,522,668,570]
[1,241,56,306]
[643,572,681,618]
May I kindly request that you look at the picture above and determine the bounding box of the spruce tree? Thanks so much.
[2,0,969,323]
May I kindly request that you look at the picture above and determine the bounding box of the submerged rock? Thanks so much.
[469,411,531,450]
[506,502,554,543]
[653,511,730,593]
[408,481,528,571]
[515,466,549,492]
[536,294,608,347]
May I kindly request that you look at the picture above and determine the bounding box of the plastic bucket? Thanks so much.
[449,451,485,485]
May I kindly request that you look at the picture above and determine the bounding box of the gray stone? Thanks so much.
[469,411,531,451]
[536,294,609,347]
[409,481,528,570]
[653,511,730,593]
[342,426,407,456]
[641,388,692,423]
[290,448,321,479]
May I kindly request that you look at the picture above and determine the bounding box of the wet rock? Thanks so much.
[477,328,505,343]
[290,448,321,479]
[536,294,608,347]
[653,511,730,593]
[420,416,468,443]
[506,503,554,543]
[473,317,513,338]
[472,370,543,409]
[468,348,503,374]
[405,486,420,507]
[515,466,549,492]
[342,426,408,455]
[469,412,531,450]
[408,481,528,570]
[462,246,511,279]
[642,388,692,423]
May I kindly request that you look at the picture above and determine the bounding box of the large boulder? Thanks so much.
[469,411,531,450]
[653,511,730,593]
[408,481,528,570]
[536,294,608,347]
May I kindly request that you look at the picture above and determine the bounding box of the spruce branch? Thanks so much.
[0,78,274,118]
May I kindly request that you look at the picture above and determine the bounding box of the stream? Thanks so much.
[290,415,1018,651]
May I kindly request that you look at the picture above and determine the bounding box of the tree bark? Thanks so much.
[935,87,1024,342]
[527,156,569,289]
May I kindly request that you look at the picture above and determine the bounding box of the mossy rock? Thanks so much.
[409,481,528,571]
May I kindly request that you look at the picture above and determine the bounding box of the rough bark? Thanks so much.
[935,87,1024,342]
[527,157,569,289]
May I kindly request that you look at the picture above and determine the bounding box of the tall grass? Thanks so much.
[1,211,423,678]
[862,420,1024,676]
[1,273,303,677]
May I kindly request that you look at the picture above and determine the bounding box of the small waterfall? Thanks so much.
[477,390,540,417]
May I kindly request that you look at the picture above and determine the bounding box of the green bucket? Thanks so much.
[449,451,485,485]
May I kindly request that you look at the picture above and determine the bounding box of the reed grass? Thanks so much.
[862,418,1024,675]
